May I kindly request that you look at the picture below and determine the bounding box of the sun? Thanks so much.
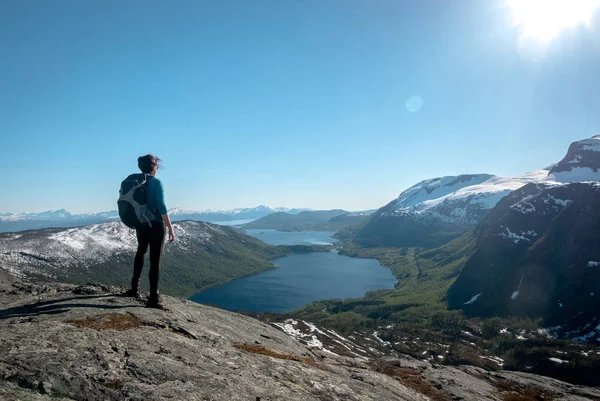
[506,0,600,41]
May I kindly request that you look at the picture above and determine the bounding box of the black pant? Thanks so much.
[133,222,165,296]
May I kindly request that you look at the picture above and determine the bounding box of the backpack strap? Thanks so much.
[142,173,162,225]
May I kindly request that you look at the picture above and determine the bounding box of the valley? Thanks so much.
[2,135,600,391]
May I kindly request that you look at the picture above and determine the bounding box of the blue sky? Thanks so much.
[1,0,599,213]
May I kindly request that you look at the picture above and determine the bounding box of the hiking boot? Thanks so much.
[125,276,141,299]
[124,288,142,299]
[146,294,165,309]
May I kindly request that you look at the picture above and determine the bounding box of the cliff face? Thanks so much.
[447,182,600,340]
[1,277,599,401]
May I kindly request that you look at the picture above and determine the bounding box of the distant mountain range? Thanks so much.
[345,135,600,248]
[241,209,371,231]
[0,206,311,233]
[167,206,311,223]
[0,210,121,233]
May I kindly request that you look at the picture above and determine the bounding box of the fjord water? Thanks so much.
[190,230,396,313]
[243,229,338,245]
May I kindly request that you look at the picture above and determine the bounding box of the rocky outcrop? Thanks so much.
[1,277,599,400]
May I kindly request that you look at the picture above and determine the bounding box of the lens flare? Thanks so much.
[507,0,600,41]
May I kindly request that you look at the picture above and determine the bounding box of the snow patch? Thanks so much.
[544,195,572,208]
[587,261,600,268]
[306,336,323,348]
[537,328,554,339]
[272,320,301,337]
[580,136,600,152]
[546,167,600,183]
[570,324,600,342]
[568,155,583,163]
[499,227,537,244]
[372,331,391,346]
[463,293,482,305]
[510,195,537,214]
[549,357,569,364]
[583,144,600,152]
[479,355,504,367]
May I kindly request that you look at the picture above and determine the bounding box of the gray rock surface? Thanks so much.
[1,280,599,401]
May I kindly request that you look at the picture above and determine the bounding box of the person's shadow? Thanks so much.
[0,293,138,320]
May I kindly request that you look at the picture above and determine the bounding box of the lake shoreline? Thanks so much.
[190,229,396,314]
[187,243,336,296]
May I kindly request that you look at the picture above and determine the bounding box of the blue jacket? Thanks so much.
[146,175,168,219]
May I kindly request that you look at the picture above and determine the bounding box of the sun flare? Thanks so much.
[507,0,600,41]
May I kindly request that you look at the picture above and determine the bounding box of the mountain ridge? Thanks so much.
[0,221,288,298]
[446,180,600,340]
[347,135,598,248]
[241,209,370,232]
[0,206,311,233]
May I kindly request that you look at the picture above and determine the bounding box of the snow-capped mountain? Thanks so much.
[0,221,214,278]
[0,220,281,297]
[390,174,494,211]
[168,205,309,217]
[167,205,311,224]
[0,210,120,233]
[354,135,599,247]
[1,209,71,222]
[441,135,600,340]
[353,171,550,247]
[0,209,119,222]
[0,205,310,233]
[384,170,552,225]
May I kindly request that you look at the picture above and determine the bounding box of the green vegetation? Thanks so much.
[283,231,600,386]
[337,213,472,249]
[242,210,367,232]
[158,232,288,298]
[291,231,477,331]
[50,226,332,299]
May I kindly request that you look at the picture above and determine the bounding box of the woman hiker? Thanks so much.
[126,154,175,308]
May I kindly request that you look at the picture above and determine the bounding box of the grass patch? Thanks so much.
[491,376,557,401]
[233,343,327,371]
[369,360,452,401]
[66,313,141,331]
